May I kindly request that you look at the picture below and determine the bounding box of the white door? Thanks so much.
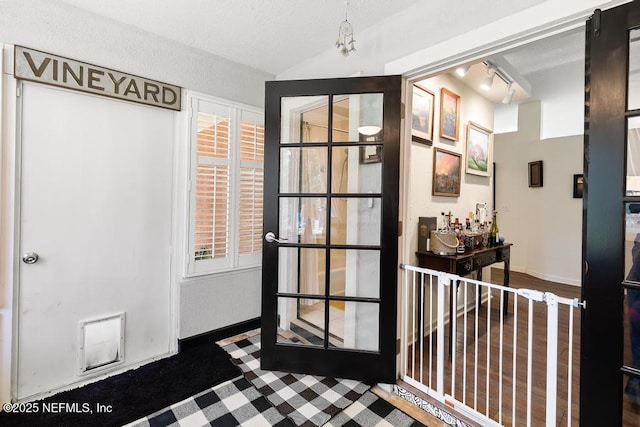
[16,82,174,400]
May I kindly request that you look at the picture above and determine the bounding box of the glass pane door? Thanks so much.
[261,76,401,383]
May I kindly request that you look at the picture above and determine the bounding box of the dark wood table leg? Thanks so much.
[503,257,510,317]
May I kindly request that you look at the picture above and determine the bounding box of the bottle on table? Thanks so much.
[489,211,499,247]
[456,228,465,253]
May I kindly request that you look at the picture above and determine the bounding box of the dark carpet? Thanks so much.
[0,341,240,427]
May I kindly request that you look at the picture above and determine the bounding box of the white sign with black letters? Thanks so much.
[14,46,181,111]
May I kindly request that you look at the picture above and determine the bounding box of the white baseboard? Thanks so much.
[492,264,581,287]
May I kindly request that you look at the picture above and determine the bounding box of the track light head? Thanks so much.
[480,65,496,91]
[502,85,516,104]
[455,65,470,77]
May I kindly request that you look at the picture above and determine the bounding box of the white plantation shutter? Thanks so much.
[187,95,263,275]
[238,168,263,251]
[238,111,264,266]
[194,163,229,261]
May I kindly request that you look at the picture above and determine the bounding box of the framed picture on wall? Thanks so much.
[359,145,382,164]
[411,84,434,145]
[573,174,584,198]
[432,147,461,197]
[528,160,543,187]
[465,122,493,177]
[439,88,460,141]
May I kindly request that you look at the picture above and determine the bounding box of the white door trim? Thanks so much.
[1,43,19,406]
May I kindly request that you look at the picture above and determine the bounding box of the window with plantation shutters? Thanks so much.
[238,112,264,265]
[187,94,264,275]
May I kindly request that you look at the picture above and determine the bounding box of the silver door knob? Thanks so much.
[264,232,287,244]
[22,252,39,264]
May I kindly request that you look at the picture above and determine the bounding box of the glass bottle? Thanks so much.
[456,225,465,253]
[489,211,499,246]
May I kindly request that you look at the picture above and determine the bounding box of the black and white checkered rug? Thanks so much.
[128,375,294,427]
[222,334,368,426]
[128,333,425,426]
[222,334,423,427]
[325,390,423,427]
[129,374,423,427]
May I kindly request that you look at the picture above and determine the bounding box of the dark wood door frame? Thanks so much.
[582,4,640,425]
[261,75,402,384]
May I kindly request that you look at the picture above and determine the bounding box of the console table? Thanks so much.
[415,243,512,356]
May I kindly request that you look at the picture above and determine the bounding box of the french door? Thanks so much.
[261,76,401,383]
[584,3,640,425]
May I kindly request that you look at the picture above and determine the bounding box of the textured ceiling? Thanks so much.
[59,0,422,75]
[503,28,585,76]
[57,0,552,76]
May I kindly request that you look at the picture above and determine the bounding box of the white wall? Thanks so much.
[0,0,274,404]
[496,59,584,138]
[408,74,494,266]
[180,269,262,338]
[0,0,272,108]
[495,101,583,285]
[0,0,273,339]
[526,60,585,139]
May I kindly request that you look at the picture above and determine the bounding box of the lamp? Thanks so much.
[455,65,471,77]
[502,84,516,104]
[480,64,496,91]
[336,1,356,57]
[357,94,383,136]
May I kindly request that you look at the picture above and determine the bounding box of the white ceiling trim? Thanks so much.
[386,0,631,81]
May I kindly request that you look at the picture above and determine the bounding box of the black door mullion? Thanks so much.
[583,4,640,425]
[323,94,335,350]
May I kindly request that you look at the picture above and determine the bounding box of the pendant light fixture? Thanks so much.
[336,1,356,57]
[357,94,383,136]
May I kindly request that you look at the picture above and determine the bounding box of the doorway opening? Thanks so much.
[401,26,585,426]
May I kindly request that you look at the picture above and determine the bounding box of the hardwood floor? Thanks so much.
[405,269,581,426]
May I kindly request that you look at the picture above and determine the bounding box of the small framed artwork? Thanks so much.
[432,147,461,197]
[573,174,584,198]
[465,122,493,177]
[440,88,460,141]
[411,84,435,145]
[360,145,382,164]
[528,160,543,187]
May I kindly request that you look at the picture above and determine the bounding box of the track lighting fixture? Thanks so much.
[502,84,516,104]
[455,65,470,77]
[455,61,518,103]
[480,64,497,91]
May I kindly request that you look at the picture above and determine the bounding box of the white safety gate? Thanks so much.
[400,264,583,427]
